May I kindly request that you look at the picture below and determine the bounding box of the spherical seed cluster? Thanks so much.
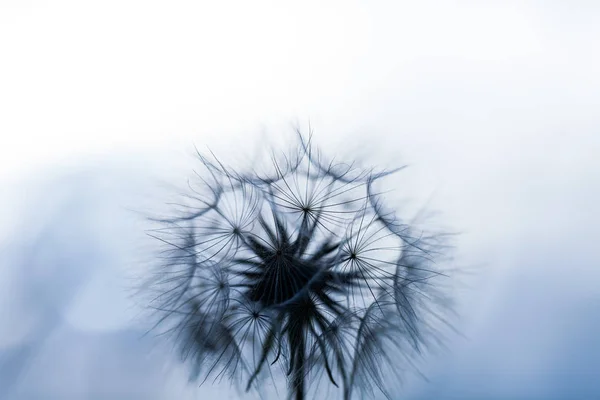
[145,134,452,400]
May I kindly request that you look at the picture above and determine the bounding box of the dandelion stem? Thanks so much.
[292,331,306,400]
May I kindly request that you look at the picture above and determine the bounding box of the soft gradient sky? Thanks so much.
[1,1,599,399]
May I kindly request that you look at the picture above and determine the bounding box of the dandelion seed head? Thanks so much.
[144,131,454,399]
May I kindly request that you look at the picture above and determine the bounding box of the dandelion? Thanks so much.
[144,131,454,400]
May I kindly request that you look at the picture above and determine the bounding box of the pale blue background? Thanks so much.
[1,1,599,398]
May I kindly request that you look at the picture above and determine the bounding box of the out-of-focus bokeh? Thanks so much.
[1,1,599,399]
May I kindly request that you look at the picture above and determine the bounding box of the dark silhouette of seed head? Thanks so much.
[144,131,454,400]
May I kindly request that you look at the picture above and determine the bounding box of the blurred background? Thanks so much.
[1,1,599,399]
